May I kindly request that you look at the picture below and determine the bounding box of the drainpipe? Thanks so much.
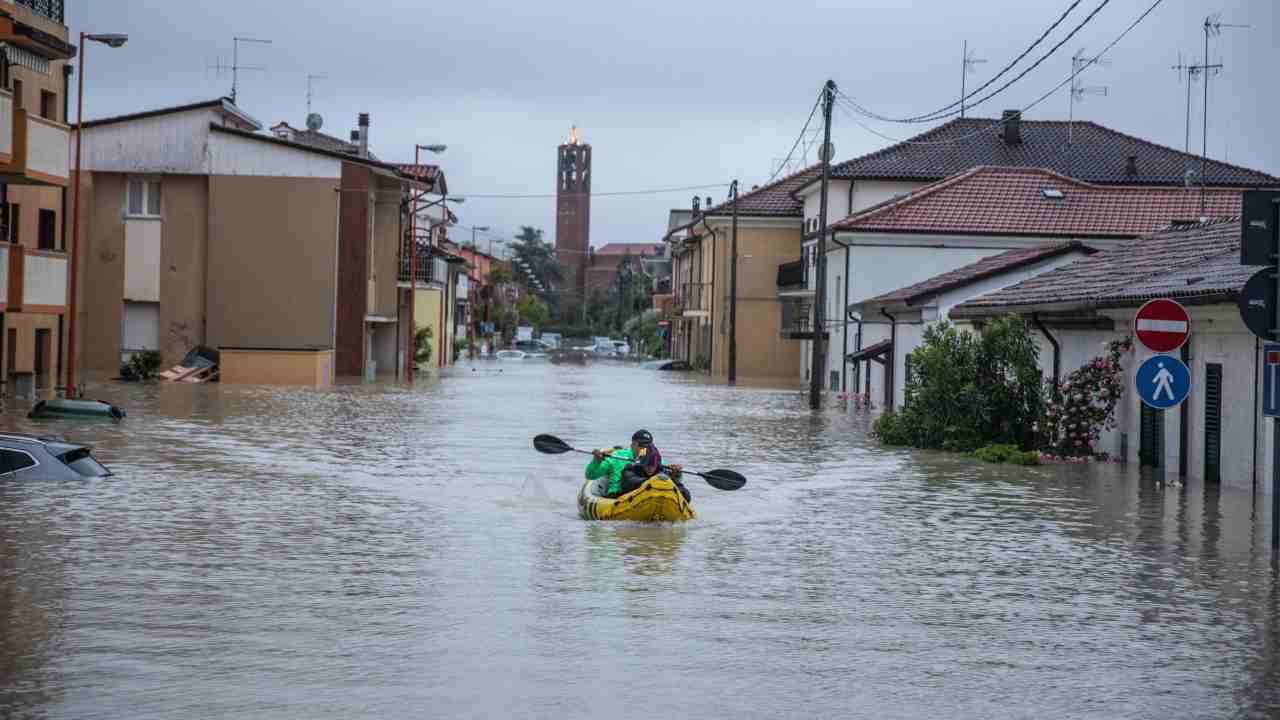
[1254,337,1260,497]
[1032,312,1060,395]
[881,308,896,410]
[831,233,852,393]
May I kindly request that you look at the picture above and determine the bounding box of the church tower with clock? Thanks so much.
[555,126,591,316]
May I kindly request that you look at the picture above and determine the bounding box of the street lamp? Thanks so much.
[406,142,446,384]
[67,32,129,398]
[471,225,490,252]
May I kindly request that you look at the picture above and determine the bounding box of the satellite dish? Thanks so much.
[819,142,836,163]
[306,113,324,131]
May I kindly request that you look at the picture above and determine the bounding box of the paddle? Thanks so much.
[532,434,746,491]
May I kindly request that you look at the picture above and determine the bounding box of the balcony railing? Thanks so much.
[780,299,828,340]
[0,110,70,186]
[776,259,808,293]
[4,244,66,312]
[399,243,447,286]
[675,282,711,314]
[15,0,64,24]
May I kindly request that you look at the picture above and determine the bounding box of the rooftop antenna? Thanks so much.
[1067,47,1109,146]
[210,36,272,104]
[1170,51,1206,160]
[959,41,987,119]
[306,73,327,119]
[1199,13,1248,214]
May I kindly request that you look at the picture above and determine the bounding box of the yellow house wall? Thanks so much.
[413,286,444,367]
[692,220,803,381]
[220,349,333,385]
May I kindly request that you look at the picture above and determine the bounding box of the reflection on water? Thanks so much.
[0,361,1278,719]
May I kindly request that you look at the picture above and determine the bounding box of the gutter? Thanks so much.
[1031,312,1060,393]
[881,308,897,411]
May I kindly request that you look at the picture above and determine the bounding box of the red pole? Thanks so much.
[65,33,86,398]
[406,146,418,383]
[438,195,447,367]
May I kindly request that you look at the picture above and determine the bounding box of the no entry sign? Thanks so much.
[1135,298,1190,353]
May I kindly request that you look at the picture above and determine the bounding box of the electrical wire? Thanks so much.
[833,0,1165,146]
[766,86,825,183]
[846,0,1085,124]
[843,0,1114,125]
[462,183,727,200]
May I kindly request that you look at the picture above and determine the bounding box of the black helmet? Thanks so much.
[631,429,653,446]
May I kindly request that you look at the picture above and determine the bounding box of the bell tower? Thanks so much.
[555,126,591,316]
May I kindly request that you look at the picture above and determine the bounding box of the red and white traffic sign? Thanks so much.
[1135,298,1191,352]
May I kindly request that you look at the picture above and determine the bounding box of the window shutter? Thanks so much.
[1203,363,1223,483]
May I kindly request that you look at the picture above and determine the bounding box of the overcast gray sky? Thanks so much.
[72,0,1279,252]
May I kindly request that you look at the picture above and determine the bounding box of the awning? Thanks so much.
[0,43,50,75]
[846,339,892,364]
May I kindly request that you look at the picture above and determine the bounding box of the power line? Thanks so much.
[833,0,1165,146]
[843,0,1113,125]
[767,86,825,182]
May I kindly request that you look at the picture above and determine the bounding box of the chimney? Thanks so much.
[1125,155,1138,177]
[357,113,370,157]
[1001,110,1022,145]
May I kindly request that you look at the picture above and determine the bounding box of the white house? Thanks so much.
[950,218,1265,494]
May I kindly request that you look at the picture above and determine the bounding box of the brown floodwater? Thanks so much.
[1,360,1278,719]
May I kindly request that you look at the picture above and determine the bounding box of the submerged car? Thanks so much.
[0,433,112,480]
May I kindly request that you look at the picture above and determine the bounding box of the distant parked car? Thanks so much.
[641,359,692,371]
[0,433,112,480]
[611,340,631,356]
[513,341,550,357]
[495,350,527,360]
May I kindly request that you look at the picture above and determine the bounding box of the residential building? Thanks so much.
[72,99,426,384]
[847,242,1095,409]
[792,111,1280,391]
[949,218,1263,495]
[584,242,663,295]
[0,0,73,395]
[664,168,818,379]
[819,165,1242,396]
[399,163,460,369]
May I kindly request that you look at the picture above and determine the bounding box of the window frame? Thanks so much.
[0,447,39,475]
[39,89,56,121]
[37,208,55,250]
[126,178,162,219]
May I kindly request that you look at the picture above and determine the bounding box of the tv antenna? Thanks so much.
[959,41,987,118]
[1196,13,1248,213]
[1067,48,1110,146]
[210,36,272,104]
[306,73,327,118]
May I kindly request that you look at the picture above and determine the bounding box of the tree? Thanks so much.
[516,293,550,330]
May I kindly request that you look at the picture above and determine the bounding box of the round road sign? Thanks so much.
[1134,298,1191,353]
[1238,267,1277,340]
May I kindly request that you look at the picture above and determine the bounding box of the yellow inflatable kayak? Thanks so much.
[577,474,696,522]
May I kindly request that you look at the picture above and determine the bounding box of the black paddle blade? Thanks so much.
[699,469,746,491]
[533,434,574,455]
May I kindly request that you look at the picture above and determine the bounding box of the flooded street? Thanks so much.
[2,361,1280,719]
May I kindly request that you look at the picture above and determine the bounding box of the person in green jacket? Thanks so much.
[585,430,688,500]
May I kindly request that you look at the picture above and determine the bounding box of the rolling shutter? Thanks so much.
[1203,363,1222,484]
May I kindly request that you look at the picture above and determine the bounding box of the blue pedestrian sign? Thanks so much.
[1264,344,1280,417]
[1135,355,1191,410]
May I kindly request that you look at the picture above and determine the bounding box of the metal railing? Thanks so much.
[676,282,711,313]
[399,243,441,285]
[780,299,828,339]
[15,0,64,24]
[776,259,807,290]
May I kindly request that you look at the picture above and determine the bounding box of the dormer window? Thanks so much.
[1041,189,1065,200]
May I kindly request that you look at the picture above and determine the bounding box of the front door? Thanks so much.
[33,328,49,388]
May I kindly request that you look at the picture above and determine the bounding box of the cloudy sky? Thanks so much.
[72,0,1279,252]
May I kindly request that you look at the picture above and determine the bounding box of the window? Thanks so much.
[8,203,18,243]
[60,448,111,478]
[39,90,55,120]
[37,208,55,249]
[1204,363,1222,484]
[127,179,161,218]
[12,79,22,110]
[0,448,37,474]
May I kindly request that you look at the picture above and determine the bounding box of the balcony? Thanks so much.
[15,0,64,24]
[398,242,447,288]
[0,109,70,186]
[4,244,66,312]
[675,282,711,317]
[780,299,828,340]
[776,259,810,296]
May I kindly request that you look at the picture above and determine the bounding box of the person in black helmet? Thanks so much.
[619,429,690,502]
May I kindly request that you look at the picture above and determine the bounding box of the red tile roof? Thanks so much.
[703,165,821,218]
[833,166,1241,238]
[857,242,1094,308]
[827,117,1280,187]
[595,242,664,255]
[950,218,1246,316]
[398,164,447,194]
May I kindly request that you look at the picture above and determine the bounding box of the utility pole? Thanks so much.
[959,42,986,119]
[809,80,835,411]
[1200,14,1248,215]
[728,179,739,384]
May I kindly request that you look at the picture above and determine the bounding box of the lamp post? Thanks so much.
[67,32,128,399]
[406,143,445,383]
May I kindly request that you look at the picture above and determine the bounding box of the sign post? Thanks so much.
[1239,190,1280,550]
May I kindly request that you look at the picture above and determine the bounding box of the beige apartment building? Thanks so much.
[72,99,426,384]
[0,0,72,395]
